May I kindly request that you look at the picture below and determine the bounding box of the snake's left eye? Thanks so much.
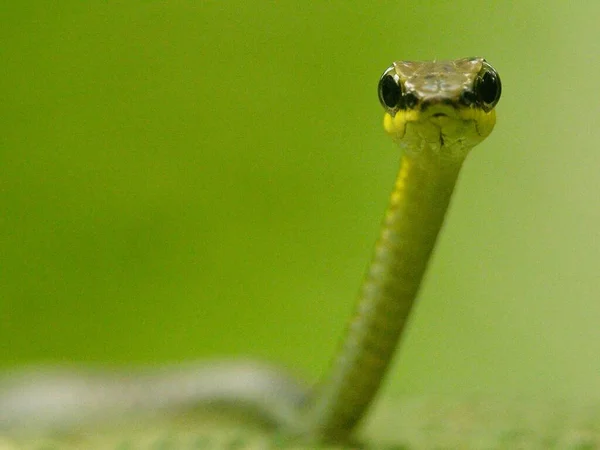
[474,61,501,111]
[378,66,402,110]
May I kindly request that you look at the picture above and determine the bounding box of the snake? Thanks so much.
[0,57,501,445]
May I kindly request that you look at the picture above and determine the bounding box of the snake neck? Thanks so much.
[299,152,465,442]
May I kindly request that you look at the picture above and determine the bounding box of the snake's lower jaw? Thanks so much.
[477,109,497,139]
[458,108,497,141]
[429,114,452,128]
[384,107,496,155]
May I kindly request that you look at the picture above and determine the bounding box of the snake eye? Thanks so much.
[474,61,501,111]
[378,66,402,110]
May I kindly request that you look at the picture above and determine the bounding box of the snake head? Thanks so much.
[379,57,501,157]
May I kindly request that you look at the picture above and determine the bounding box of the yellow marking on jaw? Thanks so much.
[383,110,419,140]
[384,107,497,147]
[459,108,497,138]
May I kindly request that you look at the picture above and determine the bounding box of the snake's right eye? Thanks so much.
[378,67,402,110]
[474,61,502,112]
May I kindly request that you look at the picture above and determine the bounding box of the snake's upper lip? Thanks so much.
[421,103,459,120]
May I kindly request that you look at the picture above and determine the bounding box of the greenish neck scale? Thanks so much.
[301,152,465,441]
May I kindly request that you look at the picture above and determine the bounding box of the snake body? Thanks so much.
[1,57,501,444]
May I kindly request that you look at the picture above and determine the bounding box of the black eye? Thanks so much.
[474,61,501,111]
[378,67,402,110]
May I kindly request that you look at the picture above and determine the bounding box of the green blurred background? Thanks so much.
[2,0,600,425]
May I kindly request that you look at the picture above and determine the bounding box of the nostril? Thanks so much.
[432,113,447,118]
